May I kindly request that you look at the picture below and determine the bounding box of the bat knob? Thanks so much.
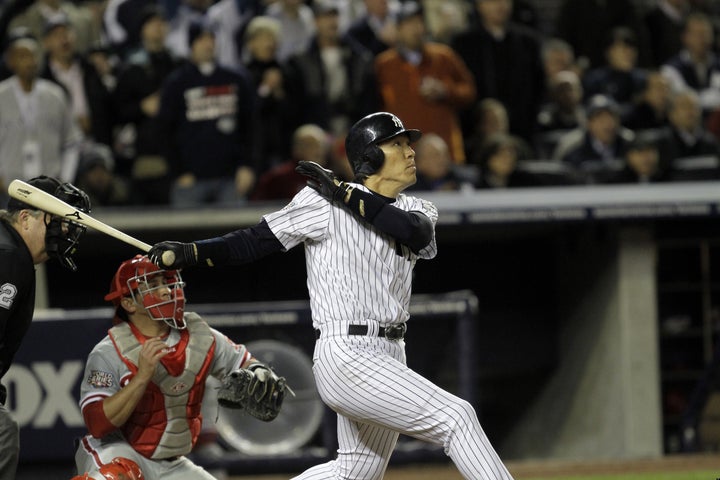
[161,250,176,267]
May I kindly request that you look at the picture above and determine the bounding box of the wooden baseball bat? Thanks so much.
[8,179,152,252]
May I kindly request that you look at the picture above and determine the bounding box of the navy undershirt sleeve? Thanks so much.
[194,219,284,265]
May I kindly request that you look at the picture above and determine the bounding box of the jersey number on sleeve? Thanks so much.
[0,283,18,310]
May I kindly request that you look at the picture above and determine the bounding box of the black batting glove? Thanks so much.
[148,241,198,269]
[295,161,353,203]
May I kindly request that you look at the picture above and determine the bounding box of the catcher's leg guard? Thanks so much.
[71,457,143,480]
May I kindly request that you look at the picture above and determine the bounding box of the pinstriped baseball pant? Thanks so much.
[291,332,514,480]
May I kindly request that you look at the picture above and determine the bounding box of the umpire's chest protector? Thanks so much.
[108,313,216,459]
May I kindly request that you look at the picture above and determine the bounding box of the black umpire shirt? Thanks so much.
[0,218,36,384]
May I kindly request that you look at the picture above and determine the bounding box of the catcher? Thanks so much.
[72,254,288,480]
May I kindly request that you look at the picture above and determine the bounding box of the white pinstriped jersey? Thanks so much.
[263,185,438,329]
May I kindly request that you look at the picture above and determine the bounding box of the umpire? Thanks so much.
[0,175,90,480]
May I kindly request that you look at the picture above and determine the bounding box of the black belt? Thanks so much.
[315,323,407,341]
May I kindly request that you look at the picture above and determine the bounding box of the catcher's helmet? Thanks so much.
[105,254,186,329]
[345,112,421,176]
[7,175,91,271]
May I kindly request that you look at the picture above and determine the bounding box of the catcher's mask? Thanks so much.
[105,254,186,329]
[7,175,91,271]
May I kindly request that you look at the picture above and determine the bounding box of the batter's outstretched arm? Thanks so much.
[295,160,433,253]
[149,220,284,269]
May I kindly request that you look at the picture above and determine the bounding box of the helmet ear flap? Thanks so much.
[359,144,384,175]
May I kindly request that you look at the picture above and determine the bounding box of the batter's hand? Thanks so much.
[149,241,198,269]
[295,161,353,203]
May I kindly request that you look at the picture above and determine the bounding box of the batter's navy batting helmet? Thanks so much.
[345,112,422,176]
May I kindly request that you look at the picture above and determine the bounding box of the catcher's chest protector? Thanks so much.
[109,313,216,459]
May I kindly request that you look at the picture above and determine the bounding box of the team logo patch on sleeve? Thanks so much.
[87,370,114,388]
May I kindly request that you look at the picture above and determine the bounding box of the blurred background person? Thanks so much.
[623,70,672,131]
[375,1,475,164]
[205,0,263,72]
[655,89,720,170]
[283,0,379,138]
[421,0,470,45]
[661,12,720,116]
[266,0,316,62]
[41,17,114,147]
[603,133,669,183]
[8,0,100,55]
[112,4,178,205]
[474,132,542,188]
[156,21,255,207]
[466,97,533,164]
[534,70,585,159]
[250,123,331,201]
[242,15,292,174]
[553,94,635,182]
[0,35,82,195]
[644,0,690,67]
[164,0,214,60]
[540,37,583,93]
[344,0,398,57]
[582,27,647,118]
[554,0,651,70]
[74,141,132,206]
[406,132,474,191]
[451,0,545,146]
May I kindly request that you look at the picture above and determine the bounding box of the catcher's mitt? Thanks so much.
[217,363,289,422]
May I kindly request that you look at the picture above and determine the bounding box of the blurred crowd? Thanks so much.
[1,0,720,209]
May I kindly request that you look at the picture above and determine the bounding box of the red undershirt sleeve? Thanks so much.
[83,400,117,438]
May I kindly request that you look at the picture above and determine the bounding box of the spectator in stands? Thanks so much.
[156,21,255,207]
[344,0,397,56]
[655,89,720,171]
[540,38,584,95]
[623,70,672,131]
[582,27,647,118]
[0,35,82,193]
[0,25,35,81]
[265,0,316,62]
[206,0,263,72]
[603,132,669,184]
[553,94,635,181]
[113,4,179,205]
[421,0,469,45]
[661,12,720,116]
[74,141,132,206]
[450,0,545,144]
[374,1,475,164]
[242,15,292,173]
[41,17,114,146]
[250,123,331,201]
[102,0,156,56]
[466,97,533,164]
[537,70,585,133]
[534,70,585,159]
[8,0,101,54]
[644,0,690,66]
[407,133,474,191]
[555,0,651,70]
[283,0,379,137]
[85,45,120,92]
[164,0,214,60]
[474,133,542,188]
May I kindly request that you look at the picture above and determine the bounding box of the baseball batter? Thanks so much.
[73,254,284,480]
[149,112,514,479]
